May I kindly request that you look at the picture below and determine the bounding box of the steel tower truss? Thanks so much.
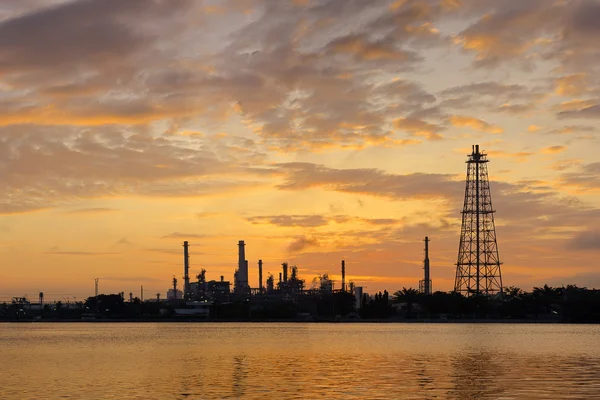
[454,145,503,296]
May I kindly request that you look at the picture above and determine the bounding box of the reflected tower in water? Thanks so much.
[450,351,505,400]
[232,355,248,398]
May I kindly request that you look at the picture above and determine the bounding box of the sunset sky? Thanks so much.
[1,0,599,302]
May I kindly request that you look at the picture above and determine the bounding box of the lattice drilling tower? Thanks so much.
[454,145,503,296]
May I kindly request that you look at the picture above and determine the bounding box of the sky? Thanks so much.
[1,0,599,302]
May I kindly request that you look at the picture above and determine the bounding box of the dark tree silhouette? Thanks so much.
[393,287,419,318]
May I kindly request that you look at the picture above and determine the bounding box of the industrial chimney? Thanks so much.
[183,241,190,300]
[282,262,288,282]
[341,260,346,292]
[236,241,249,292]
[258,260,263,294]
[419,236,432,295]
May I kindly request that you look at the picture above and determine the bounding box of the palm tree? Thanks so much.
[504,286,523,299]
[393,287,419,317]
[533,284,563,315]
[501,286,525,318]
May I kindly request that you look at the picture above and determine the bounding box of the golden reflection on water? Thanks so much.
[1,323,600,399]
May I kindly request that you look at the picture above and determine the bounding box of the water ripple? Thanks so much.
[1,323,599,399]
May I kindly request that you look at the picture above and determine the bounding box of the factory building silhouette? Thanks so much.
[168,237,358,318]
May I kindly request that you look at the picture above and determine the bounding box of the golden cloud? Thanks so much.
[554,99,597,112]
[449,115,503,134]
[332,37,410,61]
[394,117,444,140]
[554,74,588,97]
[441,0,463,10]
[542,145,567,155]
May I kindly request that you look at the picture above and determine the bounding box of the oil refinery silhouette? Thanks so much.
[4,144,600,323]
[159,144,505,309]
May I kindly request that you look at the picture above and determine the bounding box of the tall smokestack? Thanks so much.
[279,272,282,284]
[258,260,263,293]
[173,276,178,300]
[236,241,248,292]
[141,285,144,302]
[282,262,288,282]
[424,236,431,295]
[341,260,346,292]
[183,241,190,300]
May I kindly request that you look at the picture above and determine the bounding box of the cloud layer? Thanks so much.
[0,0,599,298]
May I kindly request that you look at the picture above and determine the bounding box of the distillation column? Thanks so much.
[419,237,432,295]
[341,260,346,292]
[183,241,190,300]
[258,260,263,293]
[236,240,249,293]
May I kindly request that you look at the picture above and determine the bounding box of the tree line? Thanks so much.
[1,284,599,322]
[384,285,600,322]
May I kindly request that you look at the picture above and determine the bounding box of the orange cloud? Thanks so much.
[405,23,440,36]
[542,145,567,155]
[487,150,534,163]
[389,0,407,11]
[454,31,530,63]
[288,235,320,253]
[394,117,444,140]
[331,36,413,61]
[550,159,582,171]
[441,0,462,10]
[555,99,597,112]
[0,102,203,126]
[555,74,588,97]
[449,115,503,134]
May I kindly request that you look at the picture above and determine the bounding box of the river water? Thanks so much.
[1,323,599,399]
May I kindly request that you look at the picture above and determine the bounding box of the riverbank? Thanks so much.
[0,317,576,323]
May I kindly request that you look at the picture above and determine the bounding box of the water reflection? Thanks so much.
[1,323,600,399]
[413,358,436,399]
[450,351,503,400]
[177,355,204,399]
[232,355,248,398]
